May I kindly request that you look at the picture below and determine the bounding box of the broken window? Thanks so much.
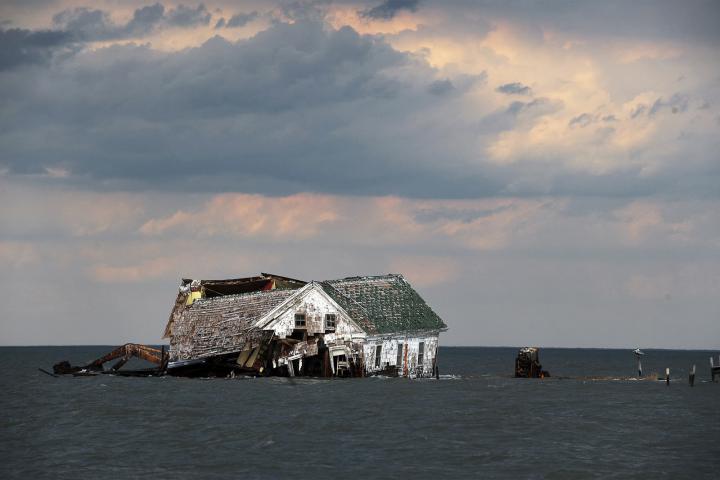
[375,345,382,368]
[294,313,306,328]
[418,342,425,366]
[325,314,336,330]
[396,342,403,367]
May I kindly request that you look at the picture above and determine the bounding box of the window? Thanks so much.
[396,342,404,367]
[294,313,306,328]
[375,345,382,368]
[325,314,336,330]
[418,342,425,366]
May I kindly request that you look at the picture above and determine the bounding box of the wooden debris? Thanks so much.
[514,347,550,378]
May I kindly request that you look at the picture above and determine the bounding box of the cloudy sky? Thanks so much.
[1,0,718,348]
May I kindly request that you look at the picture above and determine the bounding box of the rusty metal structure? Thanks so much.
[52,343,168,377]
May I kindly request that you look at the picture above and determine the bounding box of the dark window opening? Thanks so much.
[325,314,336,330]
[375,345,382,368]
[418,342,425,365]
[289,329,306,341]
[396,343,403,367]
[294,313,306,328]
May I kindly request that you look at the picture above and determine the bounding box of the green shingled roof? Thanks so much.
[322,274,447,334]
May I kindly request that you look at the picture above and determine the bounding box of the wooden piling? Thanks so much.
[689,365,695,387]
[633,349,644,378]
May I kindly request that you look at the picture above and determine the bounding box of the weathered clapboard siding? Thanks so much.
[261,287,364,341]
[362,332,440,377]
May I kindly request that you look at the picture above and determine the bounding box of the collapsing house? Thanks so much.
[163,273,448,378]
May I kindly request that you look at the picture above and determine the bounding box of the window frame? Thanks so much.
[294,313,307,329]
[324,313,336,330]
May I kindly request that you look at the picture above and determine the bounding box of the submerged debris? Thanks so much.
[514,347,550,378]
[52,343,167,377]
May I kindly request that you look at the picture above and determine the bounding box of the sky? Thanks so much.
[0,0,718,348]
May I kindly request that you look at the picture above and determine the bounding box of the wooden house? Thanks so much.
[163,273,447,378]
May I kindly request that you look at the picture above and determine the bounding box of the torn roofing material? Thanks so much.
[323,274,447,334]
[163,273,306,338]
[171,289,296,361]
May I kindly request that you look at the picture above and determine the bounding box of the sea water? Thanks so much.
[1,346,718,479]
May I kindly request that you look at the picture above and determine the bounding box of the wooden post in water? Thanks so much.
[665,367,670,386]
[689,365,696,387]
[633,349,644,378]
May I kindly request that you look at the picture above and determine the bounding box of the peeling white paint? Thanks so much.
[261,286,366,342]
[363,332,440,378]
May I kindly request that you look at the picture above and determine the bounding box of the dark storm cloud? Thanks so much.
[0,27,75,70]
[628,93,691,120]
[127,4,167,35]
[165,4,212,27]
[505,97,559,116]
[569,113,593,128]
[496,82,531,96]
[1,20,487,197]
[52,4,165,41]
[0,3,214,70]
[649,93,689,116]
[442,0,720,45]
[360,0,420,20]
[46,3,211,44]
[414,205,513,224]
[225,11,259,28]
[427,79,454,95]
[0,10,717,199]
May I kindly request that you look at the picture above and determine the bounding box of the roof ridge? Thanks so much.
[325,273,404,283]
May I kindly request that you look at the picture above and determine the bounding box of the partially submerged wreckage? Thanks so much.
[514,347,550,378]
[53,273,448,379]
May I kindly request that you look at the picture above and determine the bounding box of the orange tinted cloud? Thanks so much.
[139,193,340,239]
[389,255,460,287]
[0,242,39,268]
[91,256,178,283]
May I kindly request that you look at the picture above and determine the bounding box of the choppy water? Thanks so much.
[1,346,719,479]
